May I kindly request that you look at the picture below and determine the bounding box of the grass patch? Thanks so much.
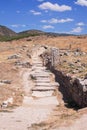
[0,33,40,42]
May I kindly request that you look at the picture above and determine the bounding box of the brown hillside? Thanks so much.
[0,25,16,36]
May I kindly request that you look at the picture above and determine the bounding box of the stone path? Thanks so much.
[31,46,59,97]
[0,46,59,130]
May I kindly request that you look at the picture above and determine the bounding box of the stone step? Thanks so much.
[51,82,59,87]
[33,73,49,76]
[32,59,42,62]
[34,71,47,73]
[35,85,57,88]
[32,66,46,70]
[35,78,50,81]
[35,77,50,79]
[36,82,51,86]
[32,86,56,91]
[34,72,49,75]
[32,91,54,97]
[35,80,50,83]
[23,96,59,106]
[35,82,59,86]
[33,75,50,78]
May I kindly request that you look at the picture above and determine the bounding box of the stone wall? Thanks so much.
[41,47,87,108]
[51,69,87,108]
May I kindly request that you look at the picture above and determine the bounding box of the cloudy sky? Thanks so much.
[0,0,87,34]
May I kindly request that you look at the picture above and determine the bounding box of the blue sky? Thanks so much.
[0,0,87,34]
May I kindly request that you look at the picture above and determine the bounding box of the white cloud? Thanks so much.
[30,10,41,15]
[42,25,54,29]
[11,24,26,28]
[75,0,87,6]
[38,2,72,12]
[41,18,74,24]
[41,20,47,23]
[77,22,85,26]
[71,27,83,33]
[49,18,73,24]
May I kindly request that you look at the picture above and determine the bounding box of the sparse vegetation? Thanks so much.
[0,33,41,42]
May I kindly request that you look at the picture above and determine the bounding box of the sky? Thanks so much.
[0,0,87,34]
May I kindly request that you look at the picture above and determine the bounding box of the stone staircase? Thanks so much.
[31,54,59,104]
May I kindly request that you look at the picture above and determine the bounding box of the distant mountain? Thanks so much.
[0,25,79,42]
[0,25,76,38]
[46,32,75,37]
[0,25,16,37]
[18,29,45,35]
[19,29,75,37]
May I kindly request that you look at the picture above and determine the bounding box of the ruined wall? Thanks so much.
[41,47,87,108]
[51,69,87,108]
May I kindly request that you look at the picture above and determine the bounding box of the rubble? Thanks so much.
[8,54,20,59]
[0,80,11,84]
[1,97,13,108]
[15,61,32,68]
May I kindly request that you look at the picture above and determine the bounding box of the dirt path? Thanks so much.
[0,46,59,130]
[53,113,87,130]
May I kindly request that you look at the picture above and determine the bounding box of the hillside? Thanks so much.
[19,29,45,35]
[0,25,16,37]
[0,25,76,41]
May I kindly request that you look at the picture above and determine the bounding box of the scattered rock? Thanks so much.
[0,80,11,84]
[1,97,13,108]
[64,52,69,56]
[8,54,20,60]
[15,61,31,68]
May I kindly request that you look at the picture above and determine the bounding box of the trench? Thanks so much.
[50,68,81,109]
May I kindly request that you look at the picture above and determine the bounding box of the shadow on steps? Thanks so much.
[48,67,81,110]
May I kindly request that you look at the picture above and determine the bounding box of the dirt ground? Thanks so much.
[0,35,87,129]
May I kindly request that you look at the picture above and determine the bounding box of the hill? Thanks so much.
[19,29,45,35]
[0,25,16,37]
[0,25,85,42]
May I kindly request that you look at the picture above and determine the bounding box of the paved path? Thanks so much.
[0,46,59,130]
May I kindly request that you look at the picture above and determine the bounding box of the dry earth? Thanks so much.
[0,35,87,130]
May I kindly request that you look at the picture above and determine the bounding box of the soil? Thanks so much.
[0,35,87,130]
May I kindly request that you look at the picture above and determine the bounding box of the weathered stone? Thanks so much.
[32,86,56,91]
[8,54,20,59]
[1,97,13,108]
[0,80,11,84]
[32,91,54,97]
[15,61,31,68]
